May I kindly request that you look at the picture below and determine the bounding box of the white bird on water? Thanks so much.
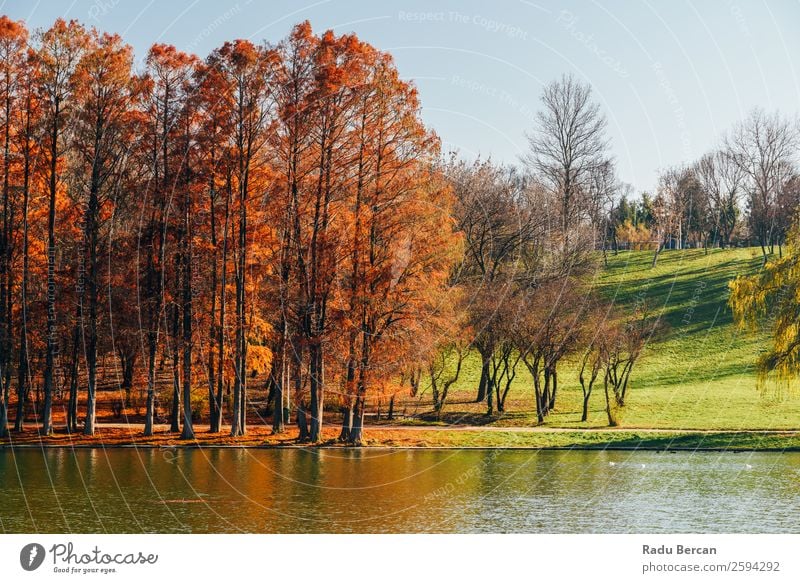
[745,464,753,469]
[609,461,616,466]
[641,464,647,469]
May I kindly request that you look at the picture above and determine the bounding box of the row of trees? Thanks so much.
[0,17,460,443]
[611,109,800,263]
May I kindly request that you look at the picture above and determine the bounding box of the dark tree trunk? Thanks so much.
[541,369,551,417]
[485,370,494,416]
[119,349,135,405]
[534,381,544,424]
[581,392,591,422]
[338,405,352,442]
[12,123,31,435]
[349,396,365,445]
[67,323,79,432]
[83,155,101,436]
[170,304,180,433]
[231,179,247,437]
[180,181,194,440]
[604,372,617,427]
[475,352,489,402]
[42,102,61,436]
[309,342,323,442]
[0,73,11,439]
[271,358,285,434]
[409,368,420,397]
[651,241,661,268]
[548,366,558,412]
[296,400,309,442]
[211,180,230,433]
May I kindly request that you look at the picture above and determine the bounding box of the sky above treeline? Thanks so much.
[4,0,800,192]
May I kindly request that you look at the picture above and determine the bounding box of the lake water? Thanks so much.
[0,448,798,533]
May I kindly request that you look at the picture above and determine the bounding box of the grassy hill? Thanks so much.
[403,247,800,430]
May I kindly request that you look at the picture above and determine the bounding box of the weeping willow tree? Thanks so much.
[729,221,800,395]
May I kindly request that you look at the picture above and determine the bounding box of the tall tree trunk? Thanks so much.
[42,103,61,436]
[13,115,32,435]
[231,171,247,437]
[338,405,352,442]
[485,369,494,416]
[212,178,231,433]
[83,164,100,436]
[67,322,79,432]
[207,178,218,432]
[0,82,11,439]
[181,187,194,440]
[144,332,157,436]
[309,342,323,442]
[581,392,591,422]
[239,180,249,437]
[272,340,286,434]
[170,304,180,433]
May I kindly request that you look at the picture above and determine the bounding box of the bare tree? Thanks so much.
[650,168,681,266]
[428,341,466,420]
[586,160,620,264]
[599,306,662,426]
[725,108,798,262]
[525,73,611,237]
[651,165,700,264]
[775,173,800,255]
[695,150,745,249]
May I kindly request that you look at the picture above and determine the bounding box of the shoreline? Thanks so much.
[3,424,800,452]
[2,444,799,452]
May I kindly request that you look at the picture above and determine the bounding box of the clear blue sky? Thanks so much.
[5,0,800,192]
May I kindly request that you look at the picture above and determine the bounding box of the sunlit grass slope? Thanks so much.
[410,248,800,430]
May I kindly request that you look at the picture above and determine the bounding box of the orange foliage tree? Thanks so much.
[0,18,461,444]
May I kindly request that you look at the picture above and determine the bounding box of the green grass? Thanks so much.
[401,247,800,431]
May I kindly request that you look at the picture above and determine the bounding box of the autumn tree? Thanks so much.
[137,44,198,436]
[296,30,360,443]
[0,15,27,437]
[730,218,800,393]
[193,59,235,434]
[70,31,139,435]
[35,19,87,435]
[207,39,276,437]
[267,22,318,436]
[344,68,459,444]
